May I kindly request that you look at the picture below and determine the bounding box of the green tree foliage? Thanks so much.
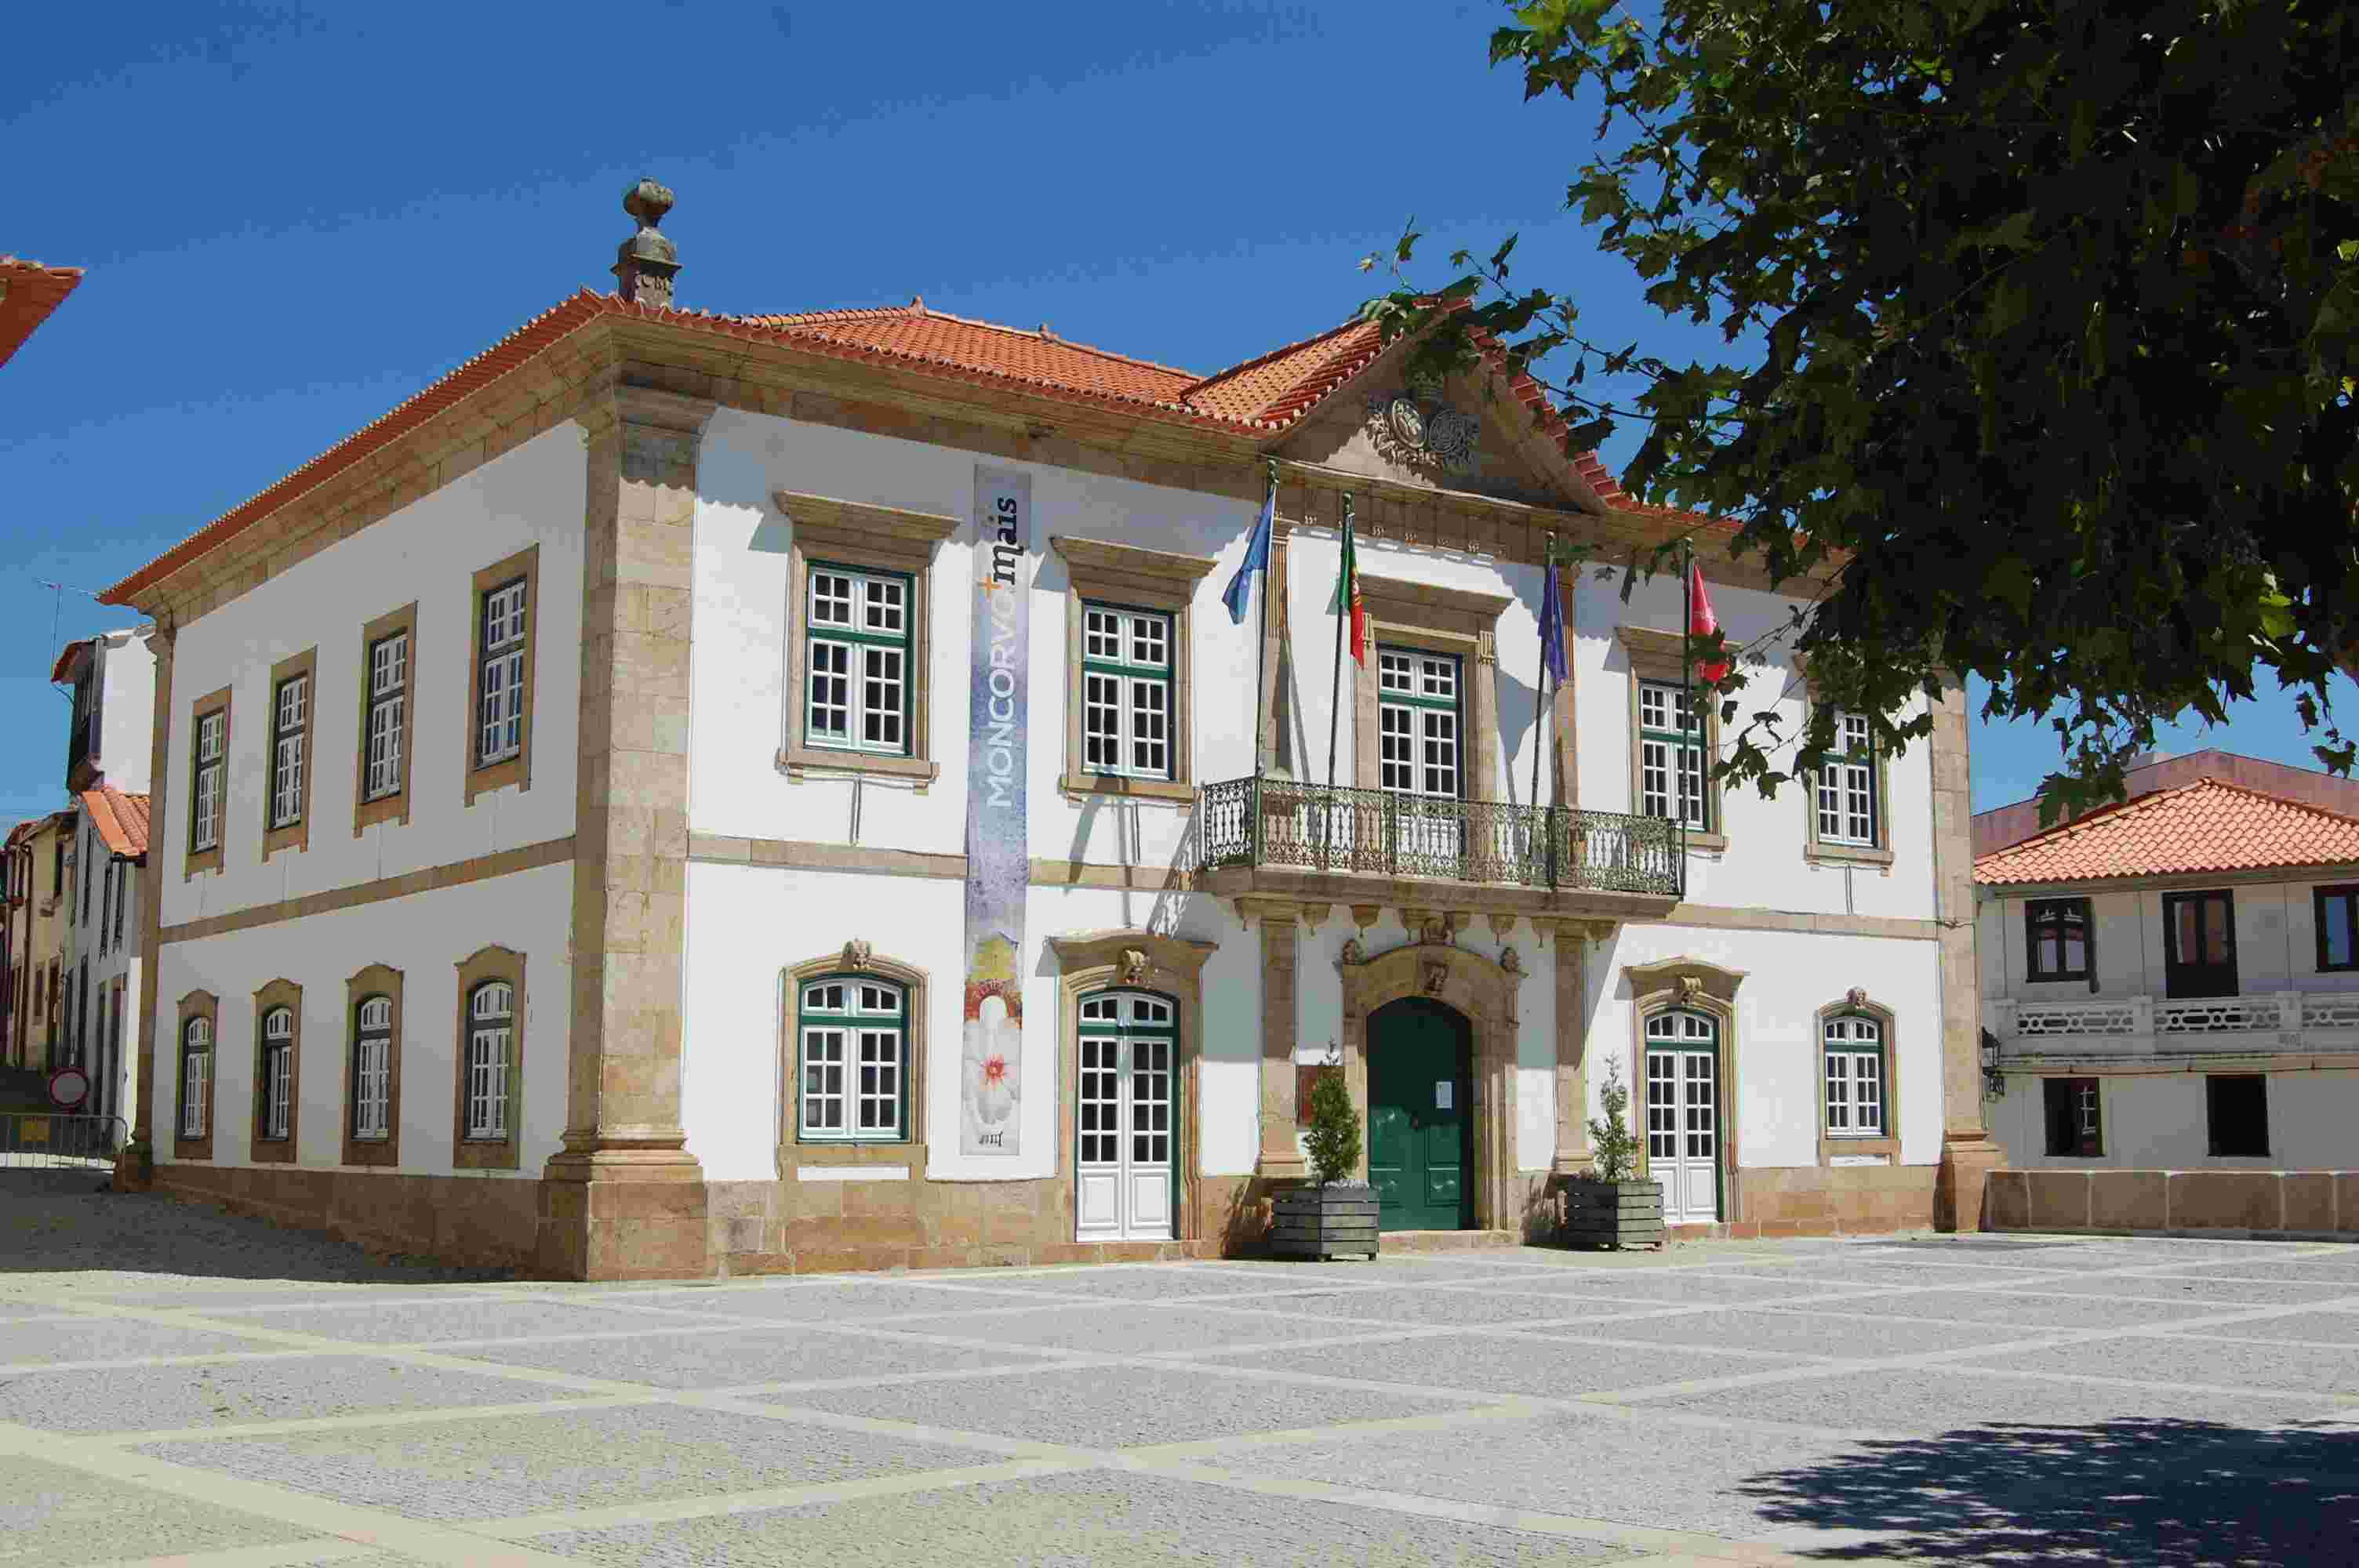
[1586,1058,1642,1182]
[1365,0,2359,819]
[1303,1062,1364,1187]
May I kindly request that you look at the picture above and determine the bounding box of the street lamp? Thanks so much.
[1979,1028,2005,1102]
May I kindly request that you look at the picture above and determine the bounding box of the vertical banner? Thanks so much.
[961,466,1031,1156]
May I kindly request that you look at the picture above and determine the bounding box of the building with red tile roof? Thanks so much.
[0,256,85,369]
[1975,777,2359,888]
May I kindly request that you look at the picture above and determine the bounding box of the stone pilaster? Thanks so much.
[1243,896,1307,1179]
[130,624,176,1149]
[1928,675,2003,1229]
[539,379,713,1280]
[1542,919,1597,1176]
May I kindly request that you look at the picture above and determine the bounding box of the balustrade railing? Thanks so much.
[1994,989,2359,1045]
[1195,776,1681,898]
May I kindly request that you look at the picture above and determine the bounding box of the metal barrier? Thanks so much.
[0,1112,128,1171]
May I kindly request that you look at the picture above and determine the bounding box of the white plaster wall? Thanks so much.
[681,862,1250,1185]
[97,630,158,794]
[160,426,585,930]
[1585,923,1944,1169]
[1992,1067,2359,1171]
[148,862,572,1176]
[689,409,1262,872]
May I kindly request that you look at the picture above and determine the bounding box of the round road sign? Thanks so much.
[48,1066,90,1110]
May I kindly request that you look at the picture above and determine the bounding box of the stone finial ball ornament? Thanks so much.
[623,178,674,229]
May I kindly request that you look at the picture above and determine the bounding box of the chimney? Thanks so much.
[612,178,680,308]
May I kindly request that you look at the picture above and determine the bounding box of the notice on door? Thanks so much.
[1434,1080,1452,1110]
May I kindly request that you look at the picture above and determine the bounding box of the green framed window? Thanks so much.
[1822,1014,1885,1137]
[805,564,913,756]
[1816,710,1877,846]
[1637,679,1709,831]
[1081,604,1172,779]
[1377,648,1461,800]
[798,975,908,1142]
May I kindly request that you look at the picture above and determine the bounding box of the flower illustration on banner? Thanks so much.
[962,931,1023,1147]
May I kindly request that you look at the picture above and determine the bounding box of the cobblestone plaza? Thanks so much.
[3,1175,2354,1566]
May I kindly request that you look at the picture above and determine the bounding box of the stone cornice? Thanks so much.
[1050,535,1220,588]
[1356,572,1513,629]
[772,488,961,555]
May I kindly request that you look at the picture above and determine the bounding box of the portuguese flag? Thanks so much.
[1326,507,1369,666]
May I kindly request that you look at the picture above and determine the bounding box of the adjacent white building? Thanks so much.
[1979,772,2359,1171]
[100,191,1996,1276]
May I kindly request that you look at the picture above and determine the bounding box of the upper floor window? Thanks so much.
[2025,898,2091,982]
[2316,885,2359,973]
[1081,604,1173,781]
[1637,680,1710,831]
[804,565,912,757]
[477,579,529,767]
[269,673,310,829]
[78,826,92,924]
[190,707,227,855]
[1822,1014,1885,1137]
[1815,710,1878,847]
[365,630,409,802]
[1378,648,1461,800]
[798,976,907,1141]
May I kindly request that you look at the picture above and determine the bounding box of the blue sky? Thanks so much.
[4,0,2347,826]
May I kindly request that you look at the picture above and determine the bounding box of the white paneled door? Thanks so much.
[1645,1010,1721,1225]
[1075,992,1176,1243]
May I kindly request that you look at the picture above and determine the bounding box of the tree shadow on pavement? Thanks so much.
[1740,1417,2359,1566]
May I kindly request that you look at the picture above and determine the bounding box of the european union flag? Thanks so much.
[1222,487,1274,626]
[1539,550,1569,684]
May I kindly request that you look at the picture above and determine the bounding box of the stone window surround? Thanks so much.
[463,545,540,808]
[453,944,524,1171]
[773,488,959,792]
[1050,535,1218,805]
[354,601,419,835]
[249,977,301,1165]
[1795,672,1896,869]
[1623,955,1746,1221]
[1047,930,1216,1243]
[261,648,318,862]
[1815,990,1900,1166]
[779,946,930,1174]
[1350,575,1510,797]
[184,685,231,880]
[343,962,404,1168]
[173,990,217,1162]
[1616,624,1727,852]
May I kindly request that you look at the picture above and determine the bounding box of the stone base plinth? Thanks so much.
[151,1164,542,1269]
[536,1160,709,1281]
[1986,1167,2359,1240]
[1936,1135,2008,1232]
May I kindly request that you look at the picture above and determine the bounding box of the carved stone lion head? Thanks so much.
[842,938,873,971]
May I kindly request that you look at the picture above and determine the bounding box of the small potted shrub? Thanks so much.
[114,1138,154,1195]
[1270,1049,1378,1259]
[1562,1060,1663,1249]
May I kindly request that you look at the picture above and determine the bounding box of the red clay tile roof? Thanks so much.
[78,787,150,859]
[0,256,84,369]
[101,286,1732,607]
[1972,776,2359,886]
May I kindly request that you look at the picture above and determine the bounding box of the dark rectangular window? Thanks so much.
[2206,1075,2270,1157]
[2314,886,2359,973]
[2043,1076,2103,1157]
[2025,898,2091,982]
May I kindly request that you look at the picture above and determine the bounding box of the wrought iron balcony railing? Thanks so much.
[1197,775,1683,898]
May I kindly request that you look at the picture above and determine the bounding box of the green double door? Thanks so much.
[1366,997,1473,1231]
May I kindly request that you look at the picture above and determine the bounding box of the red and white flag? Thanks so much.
[1689,566,1729,685]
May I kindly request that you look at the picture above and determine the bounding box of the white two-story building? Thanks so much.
[1979,771,2359,1231]
[101,187,1996,1277]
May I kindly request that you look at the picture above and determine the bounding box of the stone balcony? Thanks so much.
[1193,775,1682,926]
[1988,991,2359,1068]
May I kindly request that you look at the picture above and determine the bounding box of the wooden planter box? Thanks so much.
[1562,1178,1664,1250]
[1270,1185,1379,1260]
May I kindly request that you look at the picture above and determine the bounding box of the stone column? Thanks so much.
[1929,675,2004,1230]
[539,379,714,1279]
[129,624,176,1152]
[1243,896,1306,1179]
[1543,920,1597,1177]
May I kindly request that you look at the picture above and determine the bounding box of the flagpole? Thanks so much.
[1529,538,1552,881]
[1681,540,1695,874]
[1323,494,1353,868]
[1253,459,1274,780]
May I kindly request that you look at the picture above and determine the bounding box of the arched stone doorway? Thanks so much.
[1339,931,1521,1234]
[1365,996,1474,1231]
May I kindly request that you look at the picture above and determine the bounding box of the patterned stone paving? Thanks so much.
[2,1184,2355,1566]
